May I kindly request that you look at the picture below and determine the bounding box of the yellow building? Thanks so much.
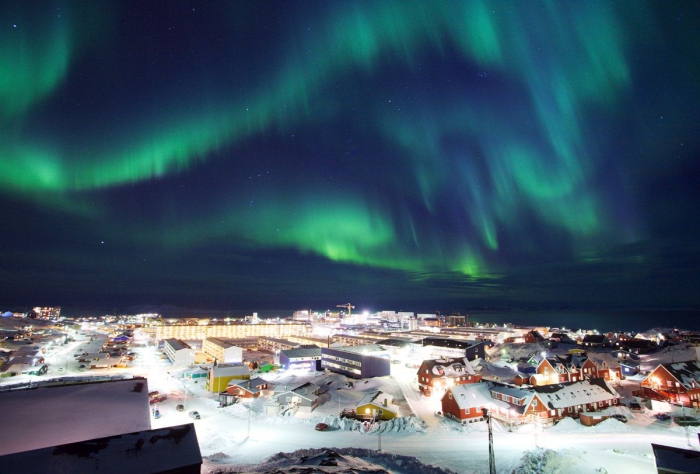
[356,390,399,421]
[155,322,311,341]
[206,364,250,393]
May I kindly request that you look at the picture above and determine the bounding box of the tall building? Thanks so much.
[32,307,61,319]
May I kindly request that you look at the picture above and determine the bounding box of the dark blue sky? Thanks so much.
[1,1,699,313]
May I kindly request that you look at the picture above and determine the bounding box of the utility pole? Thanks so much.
[482,408,496,474]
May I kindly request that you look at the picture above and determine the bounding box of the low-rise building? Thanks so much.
[278,346,322,371]
[273,381,320,413]
[442,378,621,426]
[202,337,243,364]
[638,360,700,408]
[411,338,485,362]
[355,390,399,421]
[417,357,481,396]
[321,344,391,379]
[163,339,195,366]
[206,363,250,393]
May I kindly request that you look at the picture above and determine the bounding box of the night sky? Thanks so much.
[2,1,699,314]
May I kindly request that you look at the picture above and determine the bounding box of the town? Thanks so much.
[1,306,699,473]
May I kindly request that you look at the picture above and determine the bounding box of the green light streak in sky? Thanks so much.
[2,1,646,279]
[0,6,72,118]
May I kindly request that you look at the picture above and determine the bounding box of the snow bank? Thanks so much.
[513,447,574,474]
[547,417,632,434]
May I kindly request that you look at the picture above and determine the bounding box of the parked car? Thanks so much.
[610,414,628,423]
[150,395,167,404]
[654,413,671,421]
[315,423,329,431]
[391,360,401,365]
[176,404,185,412]
[628,401,643,411]
[674,416,700,427]
[188,411,200,420]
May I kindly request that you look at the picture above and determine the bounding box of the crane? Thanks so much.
[336,303,355,319]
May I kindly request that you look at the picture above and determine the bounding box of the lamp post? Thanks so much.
[482,408,496,474]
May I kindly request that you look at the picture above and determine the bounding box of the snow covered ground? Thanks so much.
[3,334,700,473]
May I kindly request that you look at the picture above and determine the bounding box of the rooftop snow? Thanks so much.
[0,378,152,456]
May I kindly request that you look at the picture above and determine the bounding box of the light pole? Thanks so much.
[482,408,496,474]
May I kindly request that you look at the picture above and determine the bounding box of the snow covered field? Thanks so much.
[4,334,700,473]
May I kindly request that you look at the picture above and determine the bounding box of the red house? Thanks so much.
[224,377,269,399]
[529,354,622,386]
[639,361,700,408]
[417,358,481,396]
[442,378,621,426]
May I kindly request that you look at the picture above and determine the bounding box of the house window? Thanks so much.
[533,399,537,407]
[449,393,453,399]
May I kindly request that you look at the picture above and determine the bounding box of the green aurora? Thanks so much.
[1,1,699,309]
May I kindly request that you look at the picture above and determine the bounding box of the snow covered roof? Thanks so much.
[423,357,475,378]
[164,338,191,351]
[490,383,534,403]
[7,355,42,366]
[532,378,620,409]
[448,383,510,412]
[275,381,319,401]
[415,337,480,349]
[0,423,201,473]
[661,361,700,389]
[356,390,397,414]
[228,377,269,394]
[281,347,322,358]
[0,377,152,456]
[334,344,387,355]
[212,364,250,377]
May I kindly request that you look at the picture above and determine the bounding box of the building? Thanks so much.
[154,322,311,341]
[273,381,320,414]
[441,382,497,424]
[446,315,466,327]
[257,337,298,352]
[0,424,202,474]
[355,390,399,421]
[278,346,322,371]
[163,339,195,366]
[202,337,243,364]
[32,307,61,319]
[579,334,611,349]
[206,363,250,393]
[526,353,623,386]
[0,378,152,457]
[442,378,621,426]
[219,378,271,406]
[293,310,311,321]
[417,357,481,396]
[321,344,391,379]
[330,333,380,347]
[614,338,657,354]
[638,360,700,408]
[411,338,485,361]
